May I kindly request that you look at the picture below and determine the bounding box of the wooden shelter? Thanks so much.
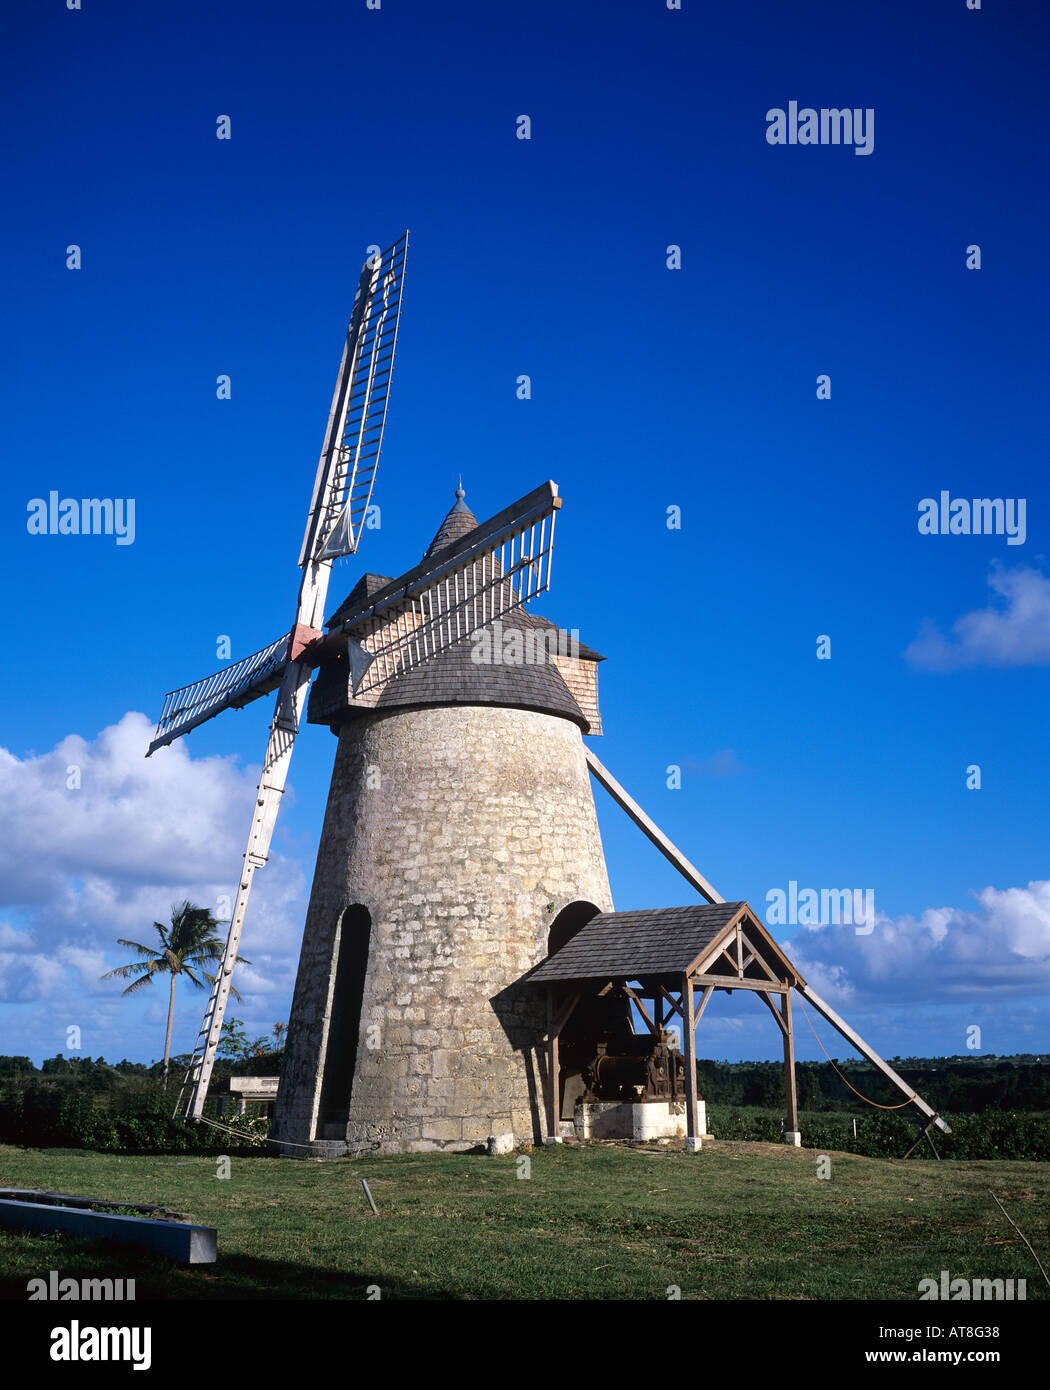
[530,901,804,1148]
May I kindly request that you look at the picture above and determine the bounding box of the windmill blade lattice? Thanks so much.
[147,233,409,760]
[300,232,409,567]
[147,633,291,755]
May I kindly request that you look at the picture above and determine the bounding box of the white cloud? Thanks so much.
[0,713,306,1060]
[790,880,1050,1007]
[906,565,1050,671]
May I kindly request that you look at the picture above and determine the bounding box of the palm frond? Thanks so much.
[102,956,164,982]
[121,972,157,996]
[113,939,161,960]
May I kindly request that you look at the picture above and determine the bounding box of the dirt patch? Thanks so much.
[572,1137,846,1160]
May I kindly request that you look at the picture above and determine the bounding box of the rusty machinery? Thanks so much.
[582,1035,686,1103]
[560,1006,689,1104]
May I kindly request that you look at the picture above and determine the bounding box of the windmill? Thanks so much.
[150,232,947,1155]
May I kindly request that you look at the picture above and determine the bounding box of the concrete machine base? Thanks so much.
[574,1099,709,1142]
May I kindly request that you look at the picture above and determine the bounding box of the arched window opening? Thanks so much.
[547,899,601,958]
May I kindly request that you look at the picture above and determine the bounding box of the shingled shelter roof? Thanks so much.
[530,903,745,981]
[528,901,802,984]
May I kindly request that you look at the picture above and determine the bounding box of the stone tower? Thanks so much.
[271,489,612,1155]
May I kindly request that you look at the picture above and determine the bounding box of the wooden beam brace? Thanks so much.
[715,946,739,977]
[739,931,780,983]
[658,985,685,1021]
[622,985,656,1034]
[585,750,724,905]
[693,984,715,1027]
[551,991,581,1038]
[691,974,787,995]
[757,989,788,1037]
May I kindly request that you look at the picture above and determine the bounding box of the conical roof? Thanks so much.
[423,485,477,558]
[377,485,588,727]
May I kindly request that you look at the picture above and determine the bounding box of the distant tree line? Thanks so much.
[2,1050,1047,1112]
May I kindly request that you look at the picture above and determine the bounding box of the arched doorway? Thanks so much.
[316,904,371,1136]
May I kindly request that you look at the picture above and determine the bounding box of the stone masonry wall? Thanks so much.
[271,704,613,1154]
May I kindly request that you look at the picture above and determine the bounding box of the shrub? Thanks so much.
[705,1105,1050,1160]
[0,1080,262,1155]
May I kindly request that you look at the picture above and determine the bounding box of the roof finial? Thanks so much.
[455,475,465,502]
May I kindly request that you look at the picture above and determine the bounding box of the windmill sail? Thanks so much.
[147,232,409,758]
[147,634,292,755]
[330,481,560,695]
[299,231,409,567]
[156,234,410,1123]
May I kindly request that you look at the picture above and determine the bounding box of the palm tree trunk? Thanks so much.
[162,971,176,1091]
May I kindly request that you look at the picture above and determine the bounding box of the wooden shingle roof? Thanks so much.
[520,609,605,663]
[326,573,396,628]
[372,611,590,728]
[529,903,749,982]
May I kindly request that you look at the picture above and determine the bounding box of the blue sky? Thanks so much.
[2,0,1048,1067]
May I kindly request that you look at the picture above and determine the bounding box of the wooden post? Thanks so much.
[781,987,799,1143]
[682,974,700,1152]
[546,986,561,1144]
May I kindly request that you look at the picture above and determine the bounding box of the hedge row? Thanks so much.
[3,1086,1046,1160]
[706,1106,1050,1160]
[0,1086,264,1155]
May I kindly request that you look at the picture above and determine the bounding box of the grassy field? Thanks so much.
[1,1139,1048,1300]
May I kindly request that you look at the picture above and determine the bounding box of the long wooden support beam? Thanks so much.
[584,750,723,905]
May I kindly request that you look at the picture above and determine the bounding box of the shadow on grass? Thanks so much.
[0,1231,464,1301]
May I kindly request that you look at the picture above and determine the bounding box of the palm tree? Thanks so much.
[100,901,249,1090]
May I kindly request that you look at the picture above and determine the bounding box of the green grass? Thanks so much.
[1,1140,1048,1300]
